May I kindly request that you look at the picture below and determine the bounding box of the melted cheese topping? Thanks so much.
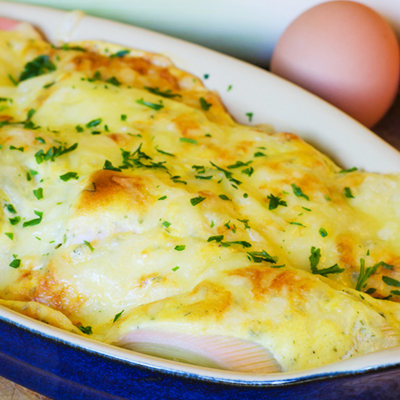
[1,29,400,372]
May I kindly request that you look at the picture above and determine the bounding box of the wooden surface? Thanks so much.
[1,92,399,400]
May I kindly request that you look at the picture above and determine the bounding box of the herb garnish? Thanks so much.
[6,204,17,214]
[113,310,124,323]
[33,188,43,200]
[110,49,130,58]
[4,233,13,240]
[309,246,344,276]
[242,167,254,177]
[9,256,21,269]
[382,276,400,287]
[175,245,186,251]
[35,143,78,164]
[23,211,43,227]
[291,184,309,201]
[60,172,79,181]
[200,97,212,111]
[180,137,197,145]
[19,55,56,82]
[158,196,167,201]
[162,221,171,228]
[246,112,253,122]
[136,98,164,110]
[86,118,102,128]
[227,160,252,169]
[290,222,306,227]
[219,194,231,201]
[344,187,355,198]
[190,196,206,206]
[267,194,287,210]
[106,77,121,86]
[319,228,328,237]
[339,167,358,173]
[356,258,379,291]
[247,250,277,264]
[103,160,122,172]
[78,326,93,335]
[9,216,21,225]
[84,240,94,252]
[144,87,181,98]
[172,266,180,271]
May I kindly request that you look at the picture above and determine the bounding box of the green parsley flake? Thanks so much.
[180,137,197,145]
[339,167,358,173]
[175,245,186,251]
[75,125,84,132]
[136,98,164,110]
[33,188,44,200]
[382,276,400,287]
[246,112,253,122]
[291,184,309,201]
[228,160,252,169]
[158,196,167,201]
[254,151,266,157]
[9,216,21,225]
[247,250,277,264]
[319,228,328,237]
[4,232,13,240]
[267,194,287,210]
[86,118,102,128]
[144,87,181,98]
[356,258,380,291]
[242,167,254,177]
[78,326,93,335]
[365,288,376,295]
[113,310,124,323]
[290,222,306,227]
[10,146,24,152]
[219,194,231,201]
[106,77,121,86]
[84,240,94,252]
[103,160,122,172]
[9,258,21,269]
[6,204,17,214]
[19,55,56,82]
[172,266,180,272]
[110,49,130,58]
[23,211,43,228]
[162,221,171,228]
[60,172,79,181]
[227,85,232,91]
[35,136,46,144]
[344,187,355,198]
[35,143,78,164]
[190,196,206,206]
[309,246,344,276]
[199,97,212,111]
[155,146,175,157]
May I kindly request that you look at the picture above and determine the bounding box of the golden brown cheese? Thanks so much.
[1,27,400,372]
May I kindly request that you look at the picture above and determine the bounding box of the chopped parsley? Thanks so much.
[382,276,400,287]
[136,98,164,110]
[8,74,17,86]
[175,245,186,251]
[43,81,55,89]
[339,167,358,173]
[207,235,224,243]
[227,85,232,91]
[113,310,124,323]
[238,218,251,229]
[35,136,46,144]
[199,97,212,111]
[84,240,94,252]
[86,118,102,128]
[219,194,231,201]
[106,77,121,86]
[344,187,355,198]
[35,143,78,164]
[10,146,24,152]
[158,196,167,201]
[227,160,252,169]
[195,175,212,180]
[246,112,253,122]
[9,258,21,269]
[155,146,175,157]
[172,266,180,271]
[33,188,43,200]
[162,221,171,228]
[9,216,21,225]
[6,204,17,214]
[180,137,197,145]
[190,196,206,206]
[75,125,84,132]
[365,288,376,295]
[309,246,344,276]
[291,184,309,201]
[356,258,379,291]
[290,222,306,227]
[319,228,328,237]
[267,194,287,210]
[144,87,181,98]
[110,49,130,58]
[103,160,122,172]
[23,211,43,227]
[60,172,79,181]
[121,114,127,121]
[203,74,209,79]
[254,151,266,157]
[192,165,206,174]
[19,55,56,82]
[242,167,254,177]
[247,250,277,264]
[78,326,93,335]
[4,232,13,240]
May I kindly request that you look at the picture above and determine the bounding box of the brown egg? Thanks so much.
[270,1,400,128]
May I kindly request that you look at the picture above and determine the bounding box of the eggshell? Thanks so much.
[270,1,400,128]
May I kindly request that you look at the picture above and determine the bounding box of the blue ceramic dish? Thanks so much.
[1,2,400,399]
